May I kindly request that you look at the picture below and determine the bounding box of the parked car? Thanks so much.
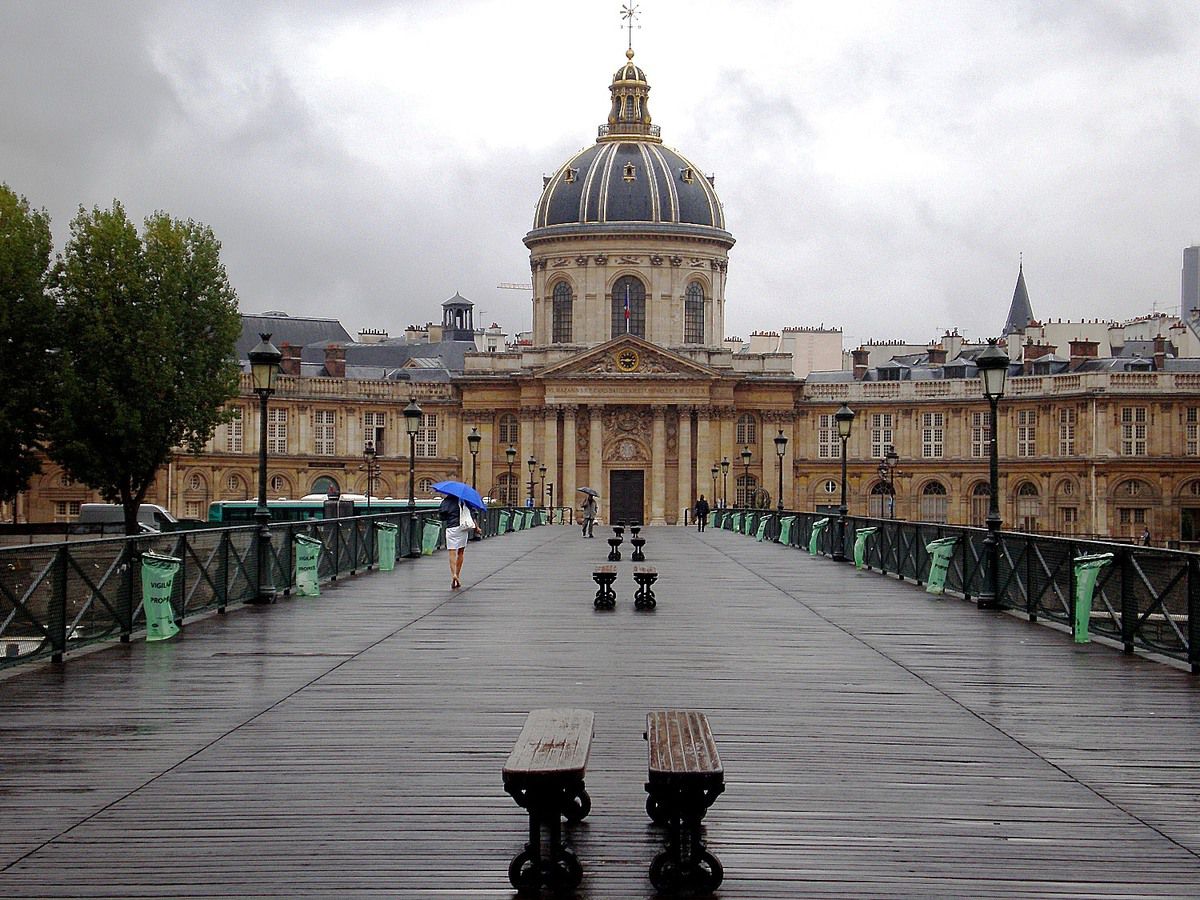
[73,503,178,535]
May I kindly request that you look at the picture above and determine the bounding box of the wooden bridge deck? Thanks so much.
[3,524,1200,897]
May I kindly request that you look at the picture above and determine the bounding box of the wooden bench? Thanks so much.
[633,566,658,610]
[644,710,725,894]
[592,564,618,609]
[502,708,594,891]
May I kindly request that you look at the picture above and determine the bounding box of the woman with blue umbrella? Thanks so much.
[433,481,484,589]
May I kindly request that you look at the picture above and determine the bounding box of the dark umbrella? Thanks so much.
[577,487,600,497]
[432,480,486,510]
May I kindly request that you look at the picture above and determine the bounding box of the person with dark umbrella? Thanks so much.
[580,491,598,538]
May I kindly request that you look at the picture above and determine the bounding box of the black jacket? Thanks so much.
[438,495,460,527]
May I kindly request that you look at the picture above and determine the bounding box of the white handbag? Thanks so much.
[459,501,476,530]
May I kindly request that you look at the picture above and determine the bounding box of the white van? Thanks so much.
[75,503,178,534]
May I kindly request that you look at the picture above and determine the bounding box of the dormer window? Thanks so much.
[680,167,694,184]
[623,163,636,182]
[564,167,578,184]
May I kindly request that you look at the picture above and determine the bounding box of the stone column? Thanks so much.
[651,404,667,525]
[676,405,693,519]
[562,405,578,514]
[695,407,713,505]
[542,407,558,510]
[589,406,604,520]
[520,409,537,506]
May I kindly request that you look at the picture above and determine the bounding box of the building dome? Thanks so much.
[528,50,730,239]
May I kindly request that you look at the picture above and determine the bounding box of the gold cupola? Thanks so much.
[601,49,660,142]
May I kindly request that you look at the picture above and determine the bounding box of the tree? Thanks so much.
[49,202,242,535]
[0,184,57,510]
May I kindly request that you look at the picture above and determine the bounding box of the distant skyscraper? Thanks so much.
[1183,246,1200,314]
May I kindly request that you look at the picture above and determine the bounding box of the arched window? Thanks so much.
[684,282,704,344]
[736,475,758,508]
[970,482,990,527]
[226,474,247,499]
[1016,481,1040,532]
[497,473,519,506]
[268,474,290,497]
[552,282,573,343]
[187,473,206,492]
[417,477,435,497]
[1114,478,1153,539]
[498,413,519,446]
[920,481,948,523]
[869,481,891,518]
[736,413,757,446]
[1055,479,1079,535]
[611,275,646,338]
[311,476,340,496]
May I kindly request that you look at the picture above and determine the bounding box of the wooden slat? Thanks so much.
[647,709,721,776]
[503,707,593,777]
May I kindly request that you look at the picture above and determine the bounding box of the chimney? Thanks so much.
[1153,334,1167,371]
[1068,338,1098,371]
[852,347,870,381]
[1021,340,1056,374]
[323,344,346,379]
[279,342,303,377]
[927,346,947,366]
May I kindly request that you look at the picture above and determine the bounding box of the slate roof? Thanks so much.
[237,313,353,361]
[1003,265,1034,336]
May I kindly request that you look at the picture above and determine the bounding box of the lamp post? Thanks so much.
[538,464,547,509]
[248,333,281,603]
[403,397,423,556]
[710,465,719,506]
[740,446,752,507]
[833,403,855,561]
[720,457,729,508]
[878,445,899,518]
[774,429,788,512]
[527,456,537,506]
[467,427,481,489]
[362,440,379,509]
[975,339,1009,609]
[505,445,516,506]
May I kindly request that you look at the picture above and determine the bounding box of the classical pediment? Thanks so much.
[538,335,719,379]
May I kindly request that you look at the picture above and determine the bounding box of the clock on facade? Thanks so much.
[616,349,640,372]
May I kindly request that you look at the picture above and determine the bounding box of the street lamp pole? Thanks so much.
[720,457,729,508]
[833,403,856,562]
[363,440,378,509]
[774,428,788,512]
[740,446,752,508]
[467,426,481,490]
[527,456,537,506]
[975,339,1009,609]
[505,445,516,506]
[710,464,719,504]
[538,464,547,510]
[403,397,423,557]
[248,333,281,603]
[878,445,899,519]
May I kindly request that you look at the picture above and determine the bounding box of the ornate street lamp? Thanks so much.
[720,457,730,509]
[505,445,516,506]
[774,428,788,512]
[362,440,378,509]
[878,444,899,519]
[467,426,481,489]
[403,397,423,556]
[527,456,537,506]
[740,446,752,508]
[248,333,281,603]
[975,339,1009,609]
[538,464,547,510]
[832,403,856,561]
[710,464,719,504]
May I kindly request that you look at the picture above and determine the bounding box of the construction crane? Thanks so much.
[497,282,532,291]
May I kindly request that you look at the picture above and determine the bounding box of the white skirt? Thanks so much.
[445,524,470,550]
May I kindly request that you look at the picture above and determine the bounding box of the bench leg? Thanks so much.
[506,779,588,891]
[634,576,657,610]
[593,576,617,610]
[645,784,724,894]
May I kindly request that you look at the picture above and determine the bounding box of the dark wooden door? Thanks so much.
[609,470,645,525]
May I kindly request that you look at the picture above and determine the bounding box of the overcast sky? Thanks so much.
[3,0,1199,349]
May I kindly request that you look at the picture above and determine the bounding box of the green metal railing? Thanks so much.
[0,505,528,668]
[711,507,1200,673]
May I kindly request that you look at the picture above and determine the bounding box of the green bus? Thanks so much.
[208,494,443,524]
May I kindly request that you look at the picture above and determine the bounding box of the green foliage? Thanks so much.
[49,202,242,534]
[0,184,57,504]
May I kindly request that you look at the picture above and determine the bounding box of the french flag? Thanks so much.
[623,286,630,331]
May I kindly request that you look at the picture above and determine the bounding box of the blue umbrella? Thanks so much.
[432,480,486,510]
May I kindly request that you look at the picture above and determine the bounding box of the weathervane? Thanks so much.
[621,2,640,53]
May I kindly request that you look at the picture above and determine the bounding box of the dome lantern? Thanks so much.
[601,49,660,142]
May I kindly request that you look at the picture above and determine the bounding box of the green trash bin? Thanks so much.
[294,534,322,596]
[809,518,830,555]
[421,520,442,556]
[924,537,958,595]
[140,551,181,641]
[376,522,398,572]
[779,516,796,546]
[1073,553,1114,643]
[854,527,878,570]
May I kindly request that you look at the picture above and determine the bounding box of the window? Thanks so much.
[498,413,519,446]
[736,475,757,507]
[680,167,694,184]
[817,414,840,459]
[269,474,288,496]
[921,412,944,458]
[684,282,704,344]
[185,501,202,519]
[188,473,205,491]
[311,476,339,496]
[623,162,636,182]
[1120,406,1147,456]
[1059,408,1076,456]
[1060,506,1079,534]
[1016,482,1040,532]
[227,474,246,497]
[564,167,578,183]
[267,408,288,455]
[870,414,894,459]
[736,414,757,446]
[969,482,990,527]
[227,408,243,453]
[416,413,437,458]
[418,477,435,496]
[1187,408,1198,456]
[611,275,646,338]
[1017,409,1037,458]
[970,411,989,459]
[920,481,947,523]
[869,481,892,518]
[1119,508,1147,525]
[363,412,386,455]
[54,500,82,520]
[552,282,573,343]
[315,409,336,456]
[498,473,519,506]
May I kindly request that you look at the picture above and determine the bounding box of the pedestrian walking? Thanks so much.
[694,494,710,532]
[438,493,481,589]
[1141,526,1151,546]
[581,494,597,537]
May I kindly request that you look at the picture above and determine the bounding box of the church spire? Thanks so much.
[1003,258,1034,336]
